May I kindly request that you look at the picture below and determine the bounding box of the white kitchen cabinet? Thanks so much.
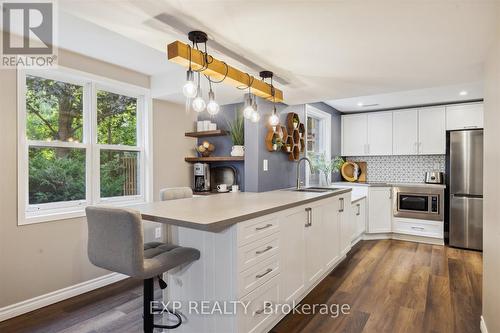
[304,203,325,285]
[338,193,353,256]
[418,107,446,155]
[446,103,484,130]
[367,112,393,155]
[367,187,393,233]
[393,109,418,155]
[341,114,368,156]
[351,198,366,242]
[322,198,341,268]
[279,208,306,304]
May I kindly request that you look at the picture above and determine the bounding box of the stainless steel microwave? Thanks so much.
[393,186,444,221]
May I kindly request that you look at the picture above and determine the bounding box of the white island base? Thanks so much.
[164,192,352,333]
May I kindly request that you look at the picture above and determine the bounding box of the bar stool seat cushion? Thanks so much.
[142,242,200,278]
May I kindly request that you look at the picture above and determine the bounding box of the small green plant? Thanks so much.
[308,152,345,183]
[226,111,244,146]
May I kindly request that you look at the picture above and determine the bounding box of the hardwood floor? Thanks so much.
[271,240,483,333]
[0,240,482,333]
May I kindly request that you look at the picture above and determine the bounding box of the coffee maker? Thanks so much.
[194,163,210,192]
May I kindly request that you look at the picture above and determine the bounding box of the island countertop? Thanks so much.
[130,188,351,232]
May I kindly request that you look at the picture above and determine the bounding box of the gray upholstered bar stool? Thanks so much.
[86,206,200,333]
[159,187,193,201]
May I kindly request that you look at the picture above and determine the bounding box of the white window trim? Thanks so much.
[17,66,153,225]
[305,104,332,186]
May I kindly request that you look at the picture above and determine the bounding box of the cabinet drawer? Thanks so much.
[238,254,279,298]
[239,275,280,333]
[238,234,280,272]
[237,215,279,246]
[393,218,443,239]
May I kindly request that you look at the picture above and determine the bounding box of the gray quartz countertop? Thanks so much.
[130,188,351,232]
[331,181,446,189]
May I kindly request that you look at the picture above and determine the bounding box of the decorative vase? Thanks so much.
[319,172,331,187]
[231,145,245,157]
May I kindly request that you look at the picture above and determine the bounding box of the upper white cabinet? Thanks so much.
[393,109,418,155]
[341,114,367,156]
[418,106,446,155]
[367,112,393,155]
[446,103,484,130]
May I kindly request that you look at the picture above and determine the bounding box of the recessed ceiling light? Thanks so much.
[357,102,364,107]
[459,90,468,96]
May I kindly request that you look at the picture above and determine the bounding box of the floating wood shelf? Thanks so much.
[185,130,228,138]
[185,156,244,163]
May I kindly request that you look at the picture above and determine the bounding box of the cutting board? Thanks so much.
[341,161,367,182]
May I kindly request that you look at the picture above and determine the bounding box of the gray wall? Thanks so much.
[243,100,341,192]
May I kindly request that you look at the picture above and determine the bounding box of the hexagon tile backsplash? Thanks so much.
[346,155,445,183]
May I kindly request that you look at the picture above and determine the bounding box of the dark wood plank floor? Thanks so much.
[0,240,482,333]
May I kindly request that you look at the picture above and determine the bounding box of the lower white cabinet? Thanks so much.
[351,198,366,242]
[168,193,355,333]
[392,217,443,239]
[367,187,392,233]
[338,193,353,256]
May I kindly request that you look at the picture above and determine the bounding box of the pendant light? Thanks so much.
[206,84,220,115]
[243,93,255,119]
[192,72,206,113]
[260,71,279,127]
[250,94,260,123]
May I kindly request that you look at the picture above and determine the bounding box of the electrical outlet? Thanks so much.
[263,159,268,171]
[155,227,162,239]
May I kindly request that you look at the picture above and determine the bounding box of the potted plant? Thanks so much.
[308,153,345,186]
[227,112,245,157]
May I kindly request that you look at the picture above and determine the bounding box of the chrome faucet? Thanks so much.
[296,157,313,190]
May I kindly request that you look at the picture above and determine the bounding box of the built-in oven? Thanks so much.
[393,186,444,221]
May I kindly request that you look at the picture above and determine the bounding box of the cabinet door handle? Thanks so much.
[356,204,361,216]
[256,246,273,255]
[339,198,344,212]
[256,268,273,279]
[255,223,273,231]
[414,142,418,154]
[389,190,392,200]
[305,208,312,227]
[411,226,425,231]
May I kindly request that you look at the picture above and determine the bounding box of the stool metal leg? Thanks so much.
[143,278,154,333]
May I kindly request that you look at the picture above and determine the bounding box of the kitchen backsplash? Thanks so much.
[346,155,445,183]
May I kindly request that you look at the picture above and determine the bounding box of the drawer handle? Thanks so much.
[255,223,273,231]
[411,226,425,231]
[256,246,273,255]
[339,198,344,212]
[256,268,273,279]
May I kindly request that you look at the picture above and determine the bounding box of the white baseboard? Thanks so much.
[361,232,444,245]
[0,272,128,322]
[481,316,488,333]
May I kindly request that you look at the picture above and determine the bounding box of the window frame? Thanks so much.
[305,105,332,186]
[17,67,153,225]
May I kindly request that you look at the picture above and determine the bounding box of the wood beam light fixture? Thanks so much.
[167,31,283,121]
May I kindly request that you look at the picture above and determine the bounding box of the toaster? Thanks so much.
[425,172,444,184]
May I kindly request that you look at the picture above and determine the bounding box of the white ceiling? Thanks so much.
[326,81,484,112]
[57,0,499,106]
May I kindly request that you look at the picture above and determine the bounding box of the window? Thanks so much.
[305,105,331,186]
[18,68,151,224]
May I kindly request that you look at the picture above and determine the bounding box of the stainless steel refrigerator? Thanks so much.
[448,129,483,250]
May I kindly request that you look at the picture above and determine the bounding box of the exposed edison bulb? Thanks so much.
[269,107,279,126]
[192,88,206,112]
[206,91,220,115]
[182,70,197,98]
[251,111,261,123]
[243,105,254,119]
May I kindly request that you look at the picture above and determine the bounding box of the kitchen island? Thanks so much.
[132,188,353,333]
